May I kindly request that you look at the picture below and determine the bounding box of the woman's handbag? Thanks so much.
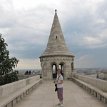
[54,76,60,92]
[55,84,57,91]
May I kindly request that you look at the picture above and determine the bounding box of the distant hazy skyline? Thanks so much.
[0,0,107,69]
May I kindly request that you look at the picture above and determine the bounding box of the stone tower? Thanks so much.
[40,10,74,79]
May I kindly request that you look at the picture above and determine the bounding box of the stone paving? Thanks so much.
[15,80,107,107]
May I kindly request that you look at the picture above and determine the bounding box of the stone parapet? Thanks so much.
[0,75,42,107]
[71,77,107,104]
[0,75,40,97]
[74,74,107,92]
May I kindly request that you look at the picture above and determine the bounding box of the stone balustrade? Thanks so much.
[0,75,42,107]
[72,74,107,104]
[74,74,107,92]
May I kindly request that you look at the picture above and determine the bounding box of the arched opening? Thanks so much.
[52,63,57,79]
[59,62,64,77]
[71,62,74,71]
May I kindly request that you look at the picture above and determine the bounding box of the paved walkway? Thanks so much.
[15,81,107,107]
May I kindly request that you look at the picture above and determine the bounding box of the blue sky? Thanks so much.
[0,0,107,69]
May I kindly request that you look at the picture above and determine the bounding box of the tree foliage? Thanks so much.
[0,34,19,85]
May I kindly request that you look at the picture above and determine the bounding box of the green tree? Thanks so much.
[0,34,19,85]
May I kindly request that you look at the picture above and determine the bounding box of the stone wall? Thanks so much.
[40,56,74,79]
[74,74,107,92]
[0,75,40,97]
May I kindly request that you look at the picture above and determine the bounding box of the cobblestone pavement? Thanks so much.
[15,80,107,107]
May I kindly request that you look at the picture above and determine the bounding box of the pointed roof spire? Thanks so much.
[41,10,74,57]
[50,9,61,34]
[55,9,57,13]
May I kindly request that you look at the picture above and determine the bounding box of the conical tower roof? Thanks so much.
[41,10,74,57]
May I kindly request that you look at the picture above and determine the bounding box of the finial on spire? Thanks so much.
[55,9,57,13]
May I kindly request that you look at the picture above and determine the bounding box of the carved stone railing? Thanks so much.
[0,75,42,107]
[71,74,107,104]
[73,74,107,92]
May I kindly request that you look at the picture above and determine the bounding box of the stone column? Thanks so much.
[46,61,52,79]
[65,62,72,79]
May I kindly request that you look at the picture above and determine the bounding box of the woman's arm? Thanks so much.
[58,80,63,84]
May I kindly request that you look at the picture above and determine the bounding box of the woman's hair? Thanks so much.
[57,69,63,76]
[57,68,61,71]
[57,69,63,74]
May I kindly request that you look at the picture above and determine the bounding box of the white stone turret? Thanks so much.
[40,10,75,79]
[41,10,74,57]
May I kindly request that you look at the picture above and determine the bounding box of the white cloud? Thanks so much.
[16,58,41,69]
[75,55,96,68]
[83,36,103,46]
[0,0,107,68]
[82,28,107,48]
